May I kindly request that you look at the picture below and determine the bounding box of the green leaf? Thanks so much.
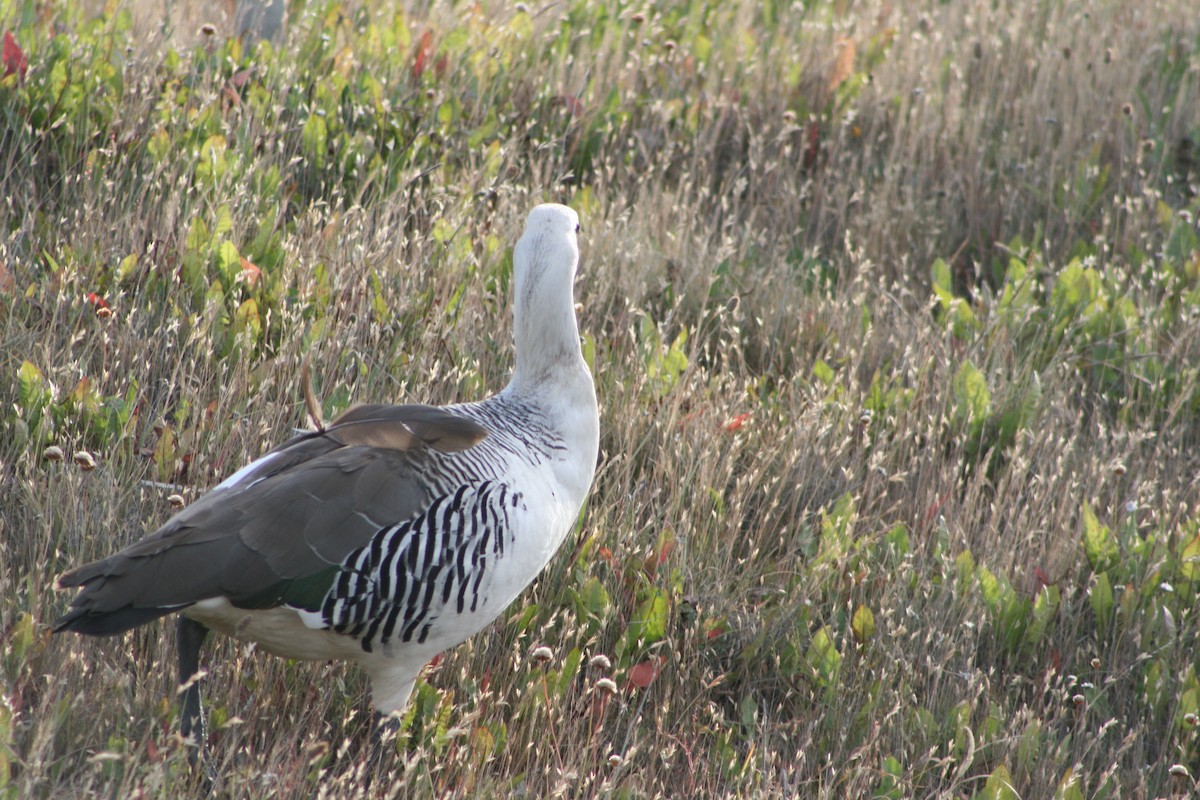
[1028,584,1060,645]
[805,626,841,688]
[851,604,875,643]
[1179,533,1200,582]
[881,523,910,561]
[811,359,834,386]
[302,113,328,168]
[17,360,52,414]
[196,134,229,183]
[1081,502,1118,573]
[1054,768,1086,800]
[876,755,904,799]
[628,587,669,644]
[953,360,990,433]
[930,257,952,299]
[216,240,242,286]
[979,764,1019,800]
[976,565,1002,612]
[574,575,610,618]
[1089,571,1114,633]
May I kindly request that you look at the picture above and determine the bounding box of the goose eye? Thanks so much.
[575,223,581,234]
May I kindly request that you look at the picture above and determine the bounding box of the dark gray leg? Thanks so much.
[177,617,210,767]
[368,711,403,780]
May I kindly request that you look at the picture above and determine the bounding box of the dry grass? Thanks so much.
[2,0,1200,797]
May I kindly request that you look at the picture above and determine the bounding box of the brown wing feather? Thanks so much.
[54,404,490,634]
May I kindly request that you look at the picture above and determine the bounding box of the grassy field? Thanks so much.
[2,0,1200,796]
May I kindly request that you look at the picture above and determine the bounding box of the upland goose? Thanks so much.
[55,204,599,759]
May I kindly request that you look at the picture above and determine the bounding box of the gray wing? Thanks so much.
[54,403,489,636]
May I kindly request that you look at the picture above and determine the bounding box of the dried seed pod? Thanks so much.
[588,653,612,671]
[44,445,65,462]
[74,451,97,471]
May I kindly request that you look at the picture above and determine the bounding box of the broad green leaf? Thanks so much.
[302,113,328,168]
[1081,502,1118,572]
[811,359,834,386]
[953,360,990,431]
[980,764,1019,800]
[851,604,875,643]
[1054,768,1086,800]
[930,257,952,299]
[574,575,610,618]
[977,565,1002,612]
[806,626,841,688]
[17,360,51,413]
[1090,571,1113,632]
[1179,534,1200,581]
[1028,584,1060,644]
[628,587,669,644]
[216,240,242,286]
[196,134,229,183]
[876,755,904,799]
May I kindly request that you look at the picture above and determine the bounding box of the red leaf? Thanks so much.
[1033,567,1054,594]
[723,412,751,432]
[412,29,434,82]
[240,256,261,286]
[628,656,665,689]
[85,292,109,309]
[803,121,821,169]
[705,619,727,640]
[3,31,27,81]
[559,93,584,117]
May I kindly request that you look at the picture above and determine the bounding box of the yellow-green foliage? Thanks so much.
[2,0,1200,797]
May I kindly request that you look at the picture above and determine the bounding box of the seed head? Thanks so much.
[1089,657,1101,669]
[168,493,186,509]
[589,653,612,671]
[531,645,554,665]
[608,753,623,767]
[73,451,97,471]
[1169,764,1189,778]
[199,23,216,36]
[594,678,618,696]
[630,13,645,24]
[44,445,65,462]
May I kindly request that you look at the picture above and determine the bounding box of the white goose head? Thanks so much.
[510,204,586,391]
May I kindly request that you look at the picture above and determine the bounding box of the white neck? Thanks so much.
[501,204,599,504]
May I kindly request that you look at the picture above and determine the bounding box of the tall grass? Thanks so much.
[2,0,1199,797]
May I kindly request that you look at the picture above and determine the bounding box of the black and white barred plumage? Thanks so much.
[320,480,523,650]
